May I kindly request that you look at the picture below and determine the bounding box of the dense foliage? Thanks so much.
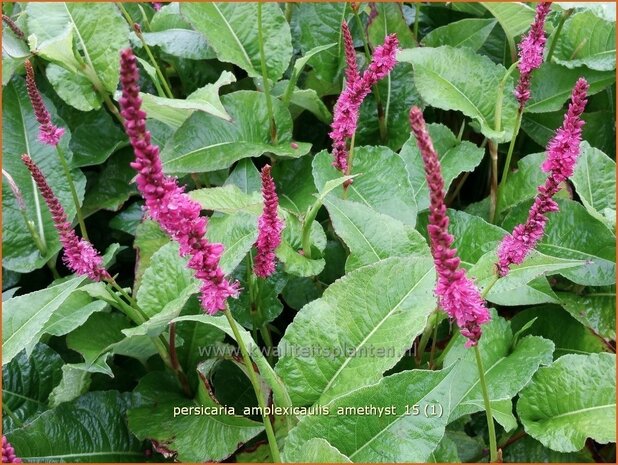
[2,2,616,463]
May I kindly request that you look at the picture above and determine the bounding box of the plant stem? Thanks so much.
[169,322,192,397]
[260,323,275,366]
[546,8,573,63]
[495,109,523,217]
[474,344,498,463]
[224,308,281,463]
[55,145,88,240]
[301,199,322,259]
[257,2,277,143]
[117,3,173,99]
[429,322,439,369]
[488,140,499,223]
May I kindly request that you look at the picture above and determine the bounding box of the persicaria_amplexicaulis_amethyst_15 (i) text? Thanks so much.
[21,155,110,281]
[409,107,491,348]
[253,165,284,278]
[497,78,589,277]
[514,2,552,108]
[2,436,21,463]
[24,60,65,146]
[118,48,239,314]
[329,27,399,173]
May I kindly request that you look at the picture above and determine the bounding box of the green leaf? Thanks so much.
[206,212,259,275]
[399,46,518,142]
[501,199,616,286]
[526,63,615,113]
[133,220,170,293]
[189,185,263,215]
[313,147,418,225]
[444,312,554,430]
[284,438,352,463]
[48,364,91,408]
[27,3,130,92]
[6,391,144,462]
[181,2,292,81]
[272,157,317,214]
[571,142,616,228]
[276,256,436,405]
[2,79,86,273]
[2,343,63,432]
[510,305,608,358]
[422,18,496,51]
[496,153,548,216]
[128,371,263,462]
[517,353,616,452]
[137,242,199,319]
[275,240,325,277]
[225,158,262,194]
[429,435,460,463]
[294,3,350,82]
[283,367,455,462]
[274,84,332,124]
[481,2,536,41]
[46,64,101,112]
[400,123,485,211]
[140,29,212,60]
[502,435,594,463]
[2,277,84,364]
[137,71,236,128]
[325,197,429,272]
[552,11,616,71]
[367,3,416,48]
[161,91,311,173]
[558,286,616,339]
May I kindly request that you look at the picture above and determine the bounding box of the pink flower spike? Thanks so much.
[2,436,21,463]
[497,78,588,276]
[514,2,552,108]
[119,48,239,314]
[341,22,359,86]
[329,33,399,173]
[21,155,109,282]
[24,60,65,146]
[409,107,490,348]
[254,165,284,278]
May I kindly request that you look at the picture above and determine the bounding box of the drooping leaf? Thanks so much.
[422,18,496,51]
[48,364,92,408]
[46,64,101,112]
[224,158,262,194]
[517,352,616,452]
[558,286,616,339]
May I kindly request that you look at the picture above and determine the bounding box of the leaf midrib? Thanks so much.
[209,3,254,71]
[538,402,616,422]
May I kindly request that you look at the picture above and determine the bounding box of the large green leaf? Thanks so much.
[571,142,616,228]
[2,79,86,273]
[2,276,84,364]
[558,286,616,340]
[481,2,535,57]
[526,64,616,113]
[283,367,456,462]
[552,11,616,71]
[276,256,436,405]
[422,18,496,51]
[272,157,316,215]
[128,371,263,462]
[2,343,63,432]
[501,199,616,286]
[6,391,144,462]
[26,3,129,93]
[325,197,429,272]
[399,123,485,211]
[46,64,101,112]
[517,353,616,452]
[399,46,518,142]
[181,2,292,81]
[161,91,311,173]
[312,147,418,225]
[367,3,416,48]
[140,29,212,61]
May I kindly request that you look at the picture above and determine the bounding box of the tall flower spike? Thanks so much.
[330,33,399,173]
[2,436,22,463]
[409,107,491,347]
[341,21,359,86]
[24,60,65,146]
[119,48,239,314]
[21,155,109,281]
[497,78,589,276]
[254,165,284,278]
[514,2,552,108]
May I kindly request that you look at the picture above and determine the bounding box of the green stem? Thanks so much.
[474,344,499,463]
[488,141,499,223]
[169,322,193,397]
[117,3,173,99]
[284,2,293,23]
[55,145,88,240]
[301,199,322,259]
[414,3,421,43]
[257,2,277,143]
[101,90,123,124]
[415,310,438,367]
[481,274,500,300]
[495,109,523,217]
[224,308,281,463]
[428,322,439,369]
[546,9,573,63]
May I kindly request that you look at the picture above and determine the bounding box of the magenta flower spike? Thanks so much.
[21,155,109,281]
[514,2,552,108]
[330,31,399,173]
[497,78,589,276]
[409,107,491,347]
[254,165,284,278]
[119,48,239,314]
[2,436,21,463]
[24,60,65,146]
